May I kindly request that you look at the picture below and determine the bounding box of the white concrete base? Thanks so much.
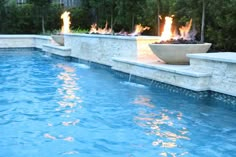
[51,34,64,46]
[149,43,212,64]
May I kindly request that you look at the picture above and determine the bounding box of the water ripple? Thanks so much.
[0,49,235,157]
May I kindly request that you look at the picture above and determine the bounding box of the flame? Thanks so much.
[89,22,113,34]
[179,19,192,40]
[89,23,98,34]
[159,16,194,42]
[160,16,173,41]
[129,24,150,36]
[61,11,71,34]
[89,22,149,36]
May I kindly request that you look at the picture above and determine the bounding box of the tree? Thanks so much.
[173,0,202,40]
[0,0,6,32]
[205,0,236,51]
[29,0,52,34]
[115,0,144,31]
[201,0,206,42]
[156,0,161,35]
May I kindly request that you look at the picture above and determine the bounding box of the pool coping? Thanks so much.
[187,52,236,64]
[112,57,211,77]
[64,33,161,41]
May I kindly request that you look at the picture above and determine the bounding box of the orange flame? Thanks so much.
[160,16,193,41]
[160,16,173,41]
[61,11,71,34]
[179,19,192,40]
[89,23,98,34]
[129,24,150,36]
[89,22,113,34]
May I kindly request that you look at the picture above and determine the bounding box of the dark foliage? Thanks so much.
[0,0,235,51]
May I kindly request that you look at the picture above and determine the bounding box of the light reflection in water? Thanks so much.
[44,133,57,140]
[62,119,80,126]
[133,96,155,108]
[56,63,82,110]
[62,151,79,155]
[44,133,74,142]
[63,136,74,142]
[133,95,190,157]
[44,63,82,145]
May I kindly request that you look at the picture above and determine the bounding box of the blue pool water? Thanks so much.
[0,49,236,157]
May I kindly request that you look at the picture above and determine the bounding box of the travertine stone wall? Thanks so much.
[0,35,35,48]
[34,36,51,49]
[0,35,51,48]
[64,34,160,66]
[112,58,211,91]
[188,52,236,97]
[112,53,236,97]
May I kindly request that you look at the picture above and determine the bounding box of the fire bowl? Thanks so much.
[149,43,212,64]
[51,34,64,46]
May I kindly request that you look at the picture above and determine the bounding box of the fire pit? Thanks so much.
[89,22,150,36]
[51,11,70,46]
[149,43,211,64]
[149,17,211,64]
[51,34,64,46]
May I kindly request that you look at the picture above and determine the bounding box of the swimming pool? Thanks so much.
[0,49,235,157]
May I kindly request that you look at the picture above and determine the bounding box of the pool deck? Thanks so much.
[1,35,236,98]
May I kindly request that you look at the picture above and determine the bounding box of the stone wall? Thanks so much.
[64,33,160,66]
[34,36,52,49]
[0,35,51,48]
[0,35,35,48]
[112,58,211,91]
[189,53,236,97]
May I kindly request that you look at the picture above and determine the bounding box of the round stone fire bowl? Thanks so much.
[51,34,64,46]
[149,43,212,64]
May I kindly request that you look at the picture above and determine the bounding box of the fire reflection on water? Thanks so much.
[56,63,82,111]
[62,119,80,126]
[133,96,155,108]
[133,96,190,157]
[44,63,82,151]
[44,133,74,142]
